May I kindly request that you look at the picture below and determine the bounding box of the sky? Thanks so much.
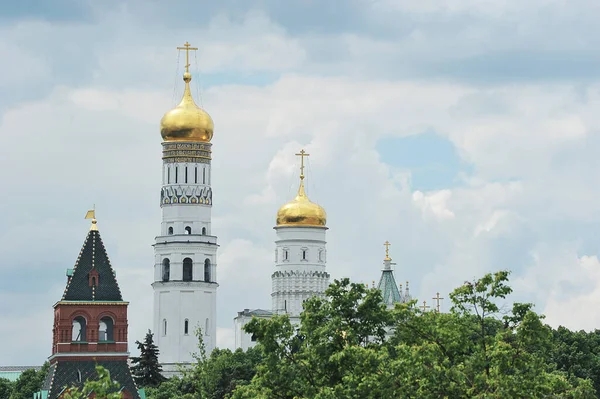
[1,0,600,365]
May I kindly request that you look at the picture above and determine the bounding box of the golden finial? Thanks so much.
[160,41,213,143]
[177,41,199,80]
[85,207,97,231]
[432,292,444,313]
[420,300,430,312]
[384,241,391,261]
[295,149,310,180]
[275,149,326,227]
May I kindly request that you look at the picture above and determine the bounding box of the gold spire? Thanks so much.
[85,208,98,231]
[384,241,391,261]
[276,149,327,227]
[160,41,214,143]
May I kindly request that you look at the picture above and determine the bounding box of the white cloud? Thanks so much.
[412,190,455,220]
[2,1,600,365]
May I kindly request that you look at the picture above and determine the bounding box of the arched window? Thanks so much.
[184,319,189,335]
[183,258,193,281]
[168,226,173,235]
[162,259,170,282]
[185,166,188,183]
[205,318,209,336]
[302,249,307,260]
[72,316,87,342]
[175,166,178,183]
[185,226,192,235]
[284,250,289,261]
[99,316,114,341]
[167,168,171,184]
[195,167,198,184]
[201,227,207,235]
[202,168,206,184]
[163,319,167,336]
[318,249,323,262]
[77,369,82,383]
[204,259,211,282]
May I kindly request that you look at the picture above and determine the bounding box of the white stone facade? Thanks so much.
[152,151,218,376]
[234,309,273,350]
[233,226,329,350]
[271,226,329,317]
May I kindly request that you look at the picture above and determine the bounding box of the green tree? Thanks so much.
[131,330,167,388]
[62,365,121,399]
[0,378,15,399]
[144,376,194,399]
[10,363,48,399]
[551,327,600,394]
[233,273,597,399]
[234,278,394,398]
[146,327,263,399]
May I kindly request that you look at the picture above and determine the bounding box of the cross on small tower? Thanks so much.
[384,240,391,260]
[420,300,430,312]
[432,292,444,313]
[295,149,310,180]
[177,41,198,73]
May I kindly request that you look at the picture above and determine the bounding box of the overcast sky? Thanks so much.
[2,0,600,365]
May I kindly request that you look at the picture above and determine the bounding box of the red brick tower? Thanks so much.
[36,215,141,398]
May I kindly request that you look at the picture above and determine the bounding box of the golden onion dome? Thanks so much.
[160,71,214,142]
[276,178,327,227]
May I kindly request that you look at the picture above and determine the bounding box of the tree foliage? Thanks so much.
[62,365,122,399]
[232,272,597,399]
[551,327,600,394]
[145,327,263,399]
[9,362,48,399]
[131,329,167,388]
[0,378,15,399]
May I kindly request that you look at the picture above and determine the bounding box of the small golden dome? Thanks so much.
[276,180,327,227]
[160,72,213,142]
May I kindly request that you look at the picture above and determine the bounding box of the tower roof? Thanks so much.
[377,270,402,306]
[41,360,140,399]
[61,221,123,302]
[276,149,327,228]
[376,242,404,307]
[160,41,214,143]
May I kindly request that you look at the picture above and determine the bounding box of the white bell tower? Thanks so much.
[272,149,329,319]
[152,42,218,376]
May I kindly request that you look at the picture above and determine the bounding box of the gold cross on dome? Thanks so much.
[177,41,198,73]
[432,292,444,313]
[384,241,391,260]
[295,149,310,180]
[420,300,430,312]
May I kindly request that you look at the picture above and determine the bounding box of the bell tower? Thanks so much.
[152,42,218,375]
[272,149,329,319]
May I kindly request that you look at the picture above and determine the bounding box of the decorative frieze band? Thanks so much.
[160,185,212,206]
[162,142,212,163]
